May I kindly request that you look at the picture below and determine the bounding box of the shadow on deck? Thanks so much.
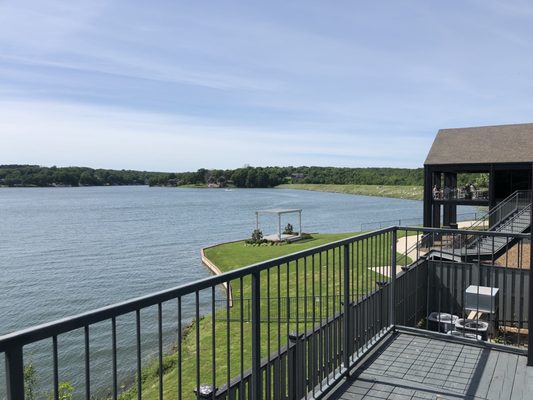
[328,330,532,400]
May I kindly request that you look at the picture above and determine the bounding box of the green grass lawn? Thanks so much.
[121,232,410,399]
[205,232,361,270]
[276,183,423,200]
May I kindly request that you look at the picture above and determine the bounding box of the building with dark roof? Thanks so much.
[423,123,533,228]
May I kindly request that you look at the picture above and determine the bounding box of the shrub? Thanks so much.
[283,223,294,234]
[245,229,267,244]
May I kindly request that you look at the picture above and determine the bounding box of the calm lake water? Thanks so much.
[0,186,477,396]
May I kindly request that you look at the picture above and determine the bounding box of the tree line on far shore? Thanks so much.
[0,164,425,188]
[0,165,169,187]
[170,166,424,187]
[1,165,489,189]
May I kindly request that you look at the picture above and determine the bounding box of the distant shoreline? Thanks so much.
[275,183,423,201]
[0,183,424,201]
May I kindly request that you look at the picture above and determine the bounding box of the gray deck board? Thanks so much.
[328,333,530,400]
[466,349,498,399]
[510,355,528,400]
[486,352,517,400]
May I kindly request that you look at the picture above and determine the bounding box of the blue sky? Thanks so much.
[1,1,533,171]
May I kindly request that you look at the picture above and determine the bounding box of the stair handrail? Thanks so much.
[493,203,531,234]
[404,191,532,257]
[466,190,531,232]
[474,204,532,253]
[465,193,531,249]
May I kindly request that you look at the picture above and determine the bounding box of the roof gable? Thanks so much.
[425,123,533,165]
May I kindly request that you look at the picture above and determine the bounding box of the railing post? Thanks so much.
[288,332,305,400]
[390,229,397,328]
[343,244,351,370]
[251,271,262,399]
[529,166,533,366]
[5,345,25,400]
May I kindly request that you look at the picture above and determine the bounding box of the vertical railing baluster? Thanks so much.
[325,250,330,384]
[178,297,182,400]
[53,335,59,400]
[211,287,216,400]
[239,278,244,400]
[251,271,261,400]
[277,264,281,399]
[266,268,271,400]
[226,284,230,400]
[390,229,397,328]
[112,317,117,400]
[303,256,308,399]
[196,291,201,399]
[136,309,142,400]
[311,253,316,396]
[318,252,323,390]
[355,240,360,356]
[85,325,90,400]
[158,303,163,400]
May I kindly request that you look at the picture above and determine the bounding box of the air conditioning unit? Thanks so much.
[464,285,499,314]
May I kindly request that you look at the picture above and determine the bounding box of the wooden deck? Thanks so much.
[329,333,533,400]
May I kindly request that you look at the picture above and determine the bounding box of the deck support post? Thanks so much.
[390,229,397,328]
[288,332,305,399]
[443,172,457,226]
[343,244,351,370]
[527,164,533,367]
[5,346,25,400]
[423,167,432,228]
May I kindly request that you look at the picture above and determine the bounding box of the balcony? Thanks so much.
[1,227,531,399]
[432,187,489,206]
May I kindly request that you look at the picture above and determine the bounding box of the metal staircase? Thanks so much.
[463,190,531,256]
[405,190,531,261]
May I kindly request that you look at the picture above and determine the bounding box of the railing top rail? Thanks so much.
[0,226,394,351]
[399,226,531,239]
[1,224,529,352]
[360,211,479,231]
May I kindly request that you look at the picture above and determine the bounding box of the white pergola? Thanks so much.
[255,208,302,241]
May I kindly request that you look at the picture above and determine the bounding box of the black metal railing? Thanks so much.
[465,190,531,232]
[1,226,531,400]
[395,227,530,352]
[432,187,489,201]
[359,211,479,231]
[0,229,397,400]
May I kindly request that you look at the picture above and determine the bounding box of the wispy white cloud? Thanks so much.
[0,0,107,52]
[0,100,429,170]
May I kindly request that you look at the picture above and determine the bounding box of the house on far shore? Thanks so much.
[424,123,533,229]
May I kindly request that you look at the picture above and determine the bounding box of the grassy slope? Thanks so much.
[126,232,409,399]
[276,183,423,200]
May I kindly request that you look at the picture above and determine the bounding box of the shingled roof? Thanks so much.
[425,123,533,165]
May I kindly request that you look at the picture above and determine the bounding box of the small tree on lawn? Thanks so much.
[251,229,263,243]
[283,223,294,235]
